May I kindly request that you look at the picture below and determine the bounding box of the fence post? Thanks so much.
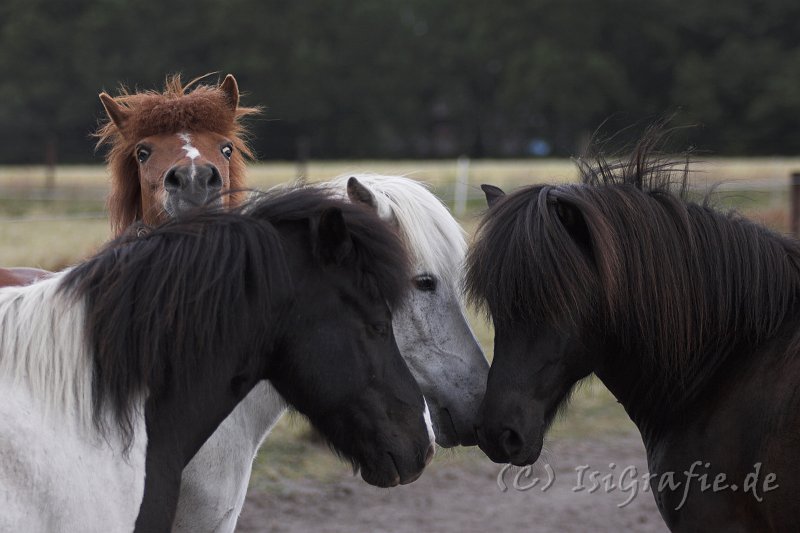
[296,136,310,180]
[45,136,57,191]
[454,155,470,217]
[792,172,800,236]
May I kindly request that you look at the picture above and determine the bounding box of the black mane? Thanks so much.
[61,186,410,446]
[467,138,800,405]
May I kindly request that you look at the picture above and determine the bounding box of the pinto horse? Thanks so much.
[0,186,435,532]
[97,73,258,235]
[469,139,800,531]
[174,174,489,533]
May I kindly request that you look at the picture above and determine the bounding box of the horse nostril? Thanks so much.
[499,428,525,459]
[164,168,182,190]
[207,167,222,189]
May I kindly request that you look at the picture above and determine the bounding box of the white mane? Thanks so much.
[325,174,467,289]
[0,272,147,531]
[0,272,95,430]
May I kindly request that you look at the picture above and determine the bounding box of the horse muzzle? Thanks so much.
[163,163,223,215]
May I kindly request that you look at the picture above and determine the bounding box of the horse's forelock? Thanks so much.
[328,174,467,290]
[245,186,412,311]
[469,141,800,409]
[466,184,604,333]
[96,75,259,234]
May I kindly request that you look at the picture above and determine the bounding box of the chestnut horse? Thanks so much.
[97,73,259,236]
[1,74,257,287]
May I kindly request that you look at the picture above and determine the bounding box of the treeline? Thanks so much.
[1,0,799,163]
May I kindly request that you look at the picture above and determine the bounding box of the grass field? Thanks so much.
[1,158,795,485]
[0,157,796,269]
[2,156,800,188]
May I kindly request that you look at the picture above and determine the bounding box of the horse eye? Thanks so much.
[221,144,233,159]
[371,322,390,338]
[413,274,437,292]
[136,147,150,163]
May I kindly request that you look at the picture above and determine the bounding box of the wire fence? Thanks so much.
[0,158,798,225]
[0,213,108,223]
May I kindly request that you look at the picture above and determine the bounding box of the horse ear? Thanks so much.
[99,93,129,130]
[346,177,377,209]
[481,184,505,207]
[219,74,239,111]
[317,207,353,264]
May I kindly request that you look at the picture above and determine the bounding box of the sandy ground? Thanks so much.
[236,435,667,533]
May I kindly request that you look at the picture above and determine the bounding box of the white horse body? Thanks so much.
[0,275,147,532]
[175,174,487,533]
[172,381,284,532]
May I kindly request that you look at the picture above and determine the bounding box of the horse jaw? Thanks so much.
[392,283,487,447]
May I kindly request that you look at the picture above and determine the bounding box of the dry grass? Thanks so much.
[0,218,109,270]
[3,156,798,190]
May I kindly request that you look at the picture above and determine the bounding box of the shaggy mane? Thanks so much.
[95,74,259,235]
[59,186,409,446]
[467,133,800,406]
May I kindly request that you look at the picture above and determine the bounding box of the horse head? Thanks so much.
[97,74,258,235]
[341,174,490,448]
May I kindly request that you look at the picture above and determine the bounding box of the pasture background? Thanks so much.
[1,159,794,531]
[0,157,793,269]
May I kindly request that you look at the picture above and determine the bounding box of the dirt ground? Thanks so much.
[236,435,667,533]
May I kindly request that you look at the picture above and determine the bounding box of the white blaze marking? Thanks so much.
[422,398,436,446]
[179,133,200,180]
[179,133,201,160]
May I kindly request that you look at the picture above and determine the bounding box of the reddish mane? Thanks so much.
[95,75,259,235]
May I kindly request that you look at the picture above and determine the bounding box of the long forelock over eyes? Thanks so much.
[95,74,259,235]
[466,185,605,332]
[468,134,800,404]
[245,186,412,310]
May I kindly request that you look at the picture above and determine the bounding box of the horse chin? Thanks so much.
[338,422,431,488]
[358,453,401,488]
[357,451,426,488]
[509,436,544,467]
[429,406,460,448]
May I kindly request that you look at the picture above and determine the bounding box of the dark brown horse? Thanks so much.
[469,137,800,531]
[97,73,258,236]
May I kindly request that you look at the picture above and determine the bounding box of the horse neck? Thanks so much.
[596,212,800,440]
[135,358,267,531]
[135,228,294,531]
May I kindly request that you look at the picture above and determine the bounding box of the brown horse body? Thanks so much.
[0,268,50,287]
